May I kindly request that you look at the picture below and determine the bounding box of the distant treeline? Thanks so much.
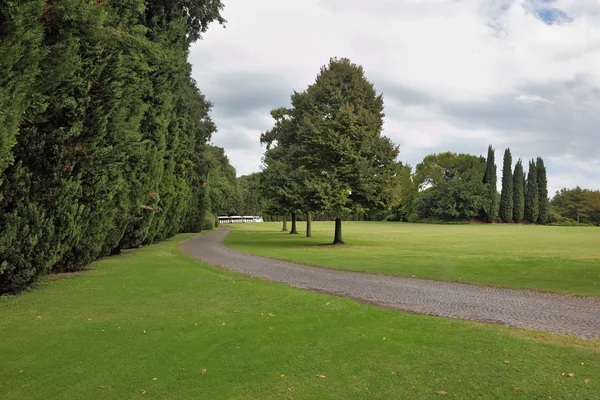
[0,1,226,294]
[241,146,598,227]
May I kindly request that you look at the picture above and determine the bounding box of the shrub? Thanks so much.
[202,213,215,231]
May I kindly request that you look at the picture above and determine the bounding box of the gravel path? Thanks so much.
[181,227,600,339]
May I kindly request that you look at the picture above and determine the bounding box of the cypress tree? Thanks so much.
[536,157,548,224]
[512,159,525,223]
[499,148,513,223]
[524,160,539,223]
[482,145,497,222]
[0,0,224,293]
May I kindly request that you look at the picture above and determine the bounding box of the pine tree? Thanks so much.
[524,160,539,223]
[482,145,497,222]
[512,159,525,223]
[499,148,513,223]
[536,157,548,224]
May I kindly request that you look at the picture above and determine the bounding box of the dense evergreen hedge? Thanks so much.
[0,0,224,293]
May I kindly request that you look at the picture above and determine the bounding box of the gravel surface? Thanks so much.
[181,227,600,339]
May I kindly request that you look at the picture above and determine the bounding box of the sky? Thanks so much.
[190,0,600,195]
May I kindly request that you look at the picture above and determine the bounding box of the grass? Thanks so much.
[1,232,600,399]
[224,221,600,296]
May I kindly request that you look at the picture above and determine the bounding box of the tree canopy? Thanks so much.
[259,58,399,243]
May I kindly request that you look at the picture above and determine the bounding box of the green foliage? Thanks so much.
[0,1,45,201]
[260,58,399,243]
[390,163,418,221]
[412,152,486,221]
[512,159,525,223]
[536,157,549,224]
[202,213,215,231]
[482,145,497,222]
[551,187,600,225]
[414,152,486,190]
[0,0,223,293]
[416,180,486,221]
[205,145,241,217]
[499,148,513,223]
[237,173,264,216]
[524,160,539,223]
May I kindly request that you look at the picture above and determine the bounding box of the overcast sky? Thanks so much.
[190,0,600,195]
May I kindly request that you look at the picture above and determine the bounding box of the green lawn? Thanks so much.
[225,222,600,296]
[1,232,599,399]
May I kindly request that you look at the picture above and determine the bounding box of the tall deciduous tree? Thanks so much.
[536,157,548,224]
[260,108,304,233]
[524,160,539,223]
[512,159,525,223]
[288,58,399,244]
[499,148,513,223]
[482,145,497,222]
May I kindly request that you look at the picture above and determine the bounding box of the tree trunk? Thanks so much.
[281,215,288,232]
[306,211,312,237]
[290,212,298,234]
[333,217,344,244]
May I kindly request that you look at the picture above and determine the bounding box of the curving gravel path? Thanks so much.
[181,227,600,340]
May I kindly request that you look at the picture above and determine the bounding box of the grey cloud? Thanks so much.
[202,71,294,118]
[379,75,600,161]
[372,76,435,107]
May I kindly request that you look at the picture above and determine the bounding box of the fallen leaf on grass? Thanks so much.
[143,330,146,334]
[101,329,105,333]
[514,387,519,392]
[436,391,447,395]
[269,327,274,331]
[99,386,107,389]
[280,374,285,377]
[221,322,227,326]
[19,370,23,373]
[201,369,207,374]
[268,313,275,317]
[141,389,146,394]
[194,323,198,326]
[316,374,326,378]
[568,373,575,377]
[153,378,157,381]
[37,316,42,319]
[503,360,510,364]
[584,379,590,384]
[233,310,240,313]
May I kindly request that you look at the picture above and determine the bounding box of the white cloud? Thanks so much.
[190,0,600,192]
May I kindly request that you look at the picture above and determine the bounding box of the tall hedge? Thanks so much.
[0,0,224,293]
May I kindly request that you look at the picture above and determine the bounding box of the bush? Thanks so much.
[202,213,215,231]
[547,217,593,227]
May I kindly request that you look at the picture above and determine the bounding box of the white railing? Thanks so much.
[218,216,264,224]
